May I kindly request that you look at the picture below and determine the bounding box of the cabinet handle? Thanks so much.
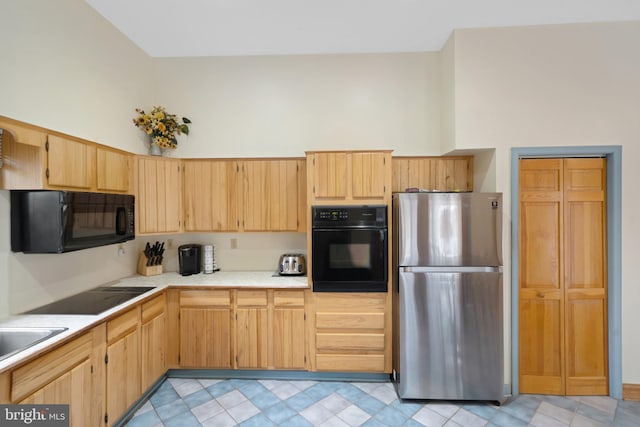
[537,292,545,298]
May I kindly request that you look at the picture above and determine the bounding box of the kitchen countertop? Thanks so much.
[0,271,309,372]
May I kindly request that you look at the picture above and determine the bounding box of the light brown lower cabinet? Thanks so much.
[272,290,306,369]
[235,289,307,370]
[6,324,105,427]
[106,307,141,424]
[179,289,233,368]
[141,294,168,391]
[235,290,269,369]
[311,293,390,373]
[175,288,307,370]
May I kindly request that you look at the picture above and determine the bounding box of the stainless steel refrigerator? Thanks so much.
[392,192,504,402]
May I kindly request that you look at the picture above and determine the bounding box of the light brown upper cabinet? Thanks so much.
[0,116,133,193]
[519,158,608,396]
[242,159,305,231]
[183,158,306,232]
[183,159,241,232]
[97,147,131,193]
[46,134,95,189]
[392,156,474,193]
[307,150,392,204]
[137,156,182,234]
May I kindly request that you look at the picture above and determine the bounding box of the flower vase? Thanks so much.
[149,143,162,156]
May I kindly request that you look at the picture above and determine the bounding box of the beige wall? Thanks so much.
[450,22,640,384]
[0,0,153,152]
[0,0,153,318]
[151,52,442,158]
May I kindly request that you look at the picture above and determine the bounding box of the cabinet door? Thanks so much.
[179,290,232,368]
[235,290,268,368]
[141,294,167,391]
[351,152,387,199]
[243,160,299,231]
[180,308,232,368]
[183,160,239,231]
[312,152,347,199]
[273,291,306,369]
[46,135,95,189]
[106,308,141,423]
[20,360,93,427]
[236,308,268,368]
[137,157,181,234]
[97,147,131,193]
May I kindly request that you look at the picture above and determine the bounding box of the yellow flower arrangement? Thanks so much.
[133,106,191,149]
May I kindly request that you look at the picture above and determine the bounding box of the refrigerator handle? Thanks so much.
[400,266,503,273]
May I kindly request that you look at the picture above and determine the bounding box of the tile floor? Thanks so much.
[123,378,640,426]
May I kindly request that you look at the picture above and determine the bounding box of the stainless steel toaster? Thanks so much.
[278,254,306,275]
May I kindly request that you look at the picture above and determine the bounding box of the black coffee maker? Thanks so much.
[178,244,202,276]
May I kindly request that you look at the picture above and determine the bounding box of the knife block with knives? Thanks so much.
[137,241,165,276]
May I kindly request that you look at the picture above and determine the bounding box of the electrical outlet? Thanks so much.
[230,238,238,249]
[167,239,174,249]
[117,244,125,256]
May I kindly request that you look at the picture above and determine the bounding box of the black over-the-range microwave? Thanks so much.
[10,190,135,253]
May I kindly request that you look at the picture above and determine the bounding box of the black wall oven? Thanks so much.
[311,205,388,292]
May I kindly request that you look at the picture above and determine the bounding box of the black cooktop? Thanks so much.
[25,286,156,315]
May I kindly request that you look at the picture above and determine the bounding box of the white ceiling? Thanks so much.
[86,0,640,57]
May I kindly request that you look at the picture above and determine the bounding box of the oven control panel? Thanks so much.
[317,209,349,221]
[312,205,387,228]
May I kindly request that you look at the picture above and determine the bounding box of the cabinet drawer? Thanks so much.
[316,312,385,330]
[274,291,305,307]
[180,290,230,307]
[11,332,92,402]
[315,293,386,311]
[108,307,140,343]
[316,354,385,372]
[316,333,385,351]
[142,293,166,323]
[236,290,267,306]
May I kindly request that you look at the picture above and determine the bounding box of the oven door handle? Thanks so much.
[312,227,387,231]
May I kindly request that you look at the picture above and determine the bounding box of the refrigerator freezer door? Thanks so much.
[397,270,503,401]
[395,193,502,267]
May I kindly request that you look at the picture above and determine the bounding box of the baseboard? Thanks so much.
[623,383,640,401]
[167,368,391,383]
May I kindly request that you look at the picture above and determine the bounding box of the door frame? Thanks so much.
[511,146,622,398]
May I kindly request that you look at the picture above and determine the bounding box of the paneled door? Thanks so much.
[519,158,608,395]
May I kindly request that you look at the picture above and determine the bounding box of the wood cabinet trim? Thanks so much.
[180,289,231,307]
[236,290,268,306]
[11,332,93,402]
[142,293,167,323]
[107,307,140,343]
